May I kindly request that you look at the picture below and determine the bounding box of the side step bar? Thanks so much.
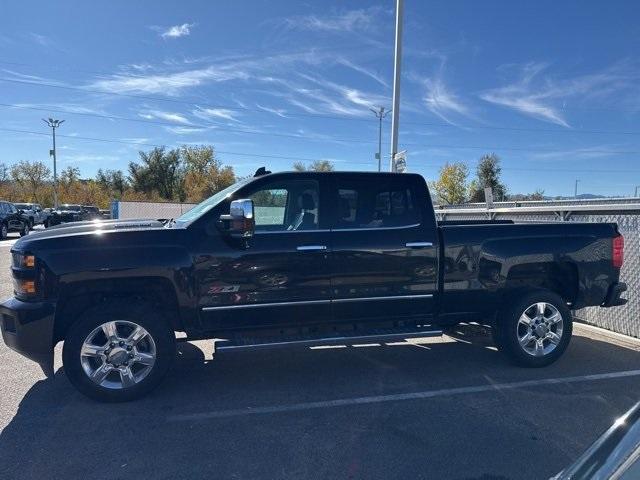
[213,328,443,353]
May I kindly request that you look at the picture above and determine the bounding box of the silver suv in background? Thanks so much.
[13,203,49,227]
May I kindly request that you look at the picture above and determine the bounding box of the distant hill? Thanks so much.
[553,193,610,200]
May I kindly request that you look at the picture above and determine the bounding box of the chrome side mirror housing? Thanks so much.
[220,199,255,238]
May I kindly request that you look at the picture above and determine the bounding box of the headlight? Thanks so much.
[12,253,35,268]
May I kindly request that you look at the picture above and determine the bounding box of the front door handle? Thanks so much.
[406,242,433,248]
[297,245,327,251]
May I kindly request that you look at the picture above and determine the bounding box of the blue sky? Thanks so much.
[1,0,640,197]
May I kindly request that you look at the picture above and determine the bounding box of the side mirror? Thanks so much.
[17,209,24,214]
[219,199,255,238]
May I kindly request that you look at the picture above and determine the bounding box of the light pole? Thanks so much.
[370,106,390,172]
[574,179,580,198]
[42,118,64,208]
[389,0,404,172]
[635,185,639,197]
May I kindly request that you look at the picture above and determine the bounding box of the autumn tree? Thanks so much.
[430,162,469,205]
[181,145,235,202]
[292,160,334,172]
[468,153,507,202]
[10,160,51,203]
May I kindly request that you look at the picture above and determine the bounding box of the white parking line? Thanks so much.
[167,368,640,422]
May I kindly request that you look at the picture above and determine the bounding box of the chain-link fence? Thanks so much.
[436,204,640,338]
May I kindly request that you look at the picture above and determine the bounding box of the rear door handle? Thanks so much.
[405,242,433,248]
[297,245,327,251]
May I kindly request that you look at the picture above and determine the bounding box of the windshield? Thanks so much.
[14,204,29,209]
[175,177,254,225]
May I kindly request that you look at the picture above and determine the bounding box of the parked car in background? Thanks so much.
[0,201,30,238]
[14,203,48,227]
[46,204,85,227]
[99,209,111,219]
[81,205,102,220]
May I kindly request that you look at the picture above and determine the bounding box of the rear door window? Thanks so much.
[333,178,421,230]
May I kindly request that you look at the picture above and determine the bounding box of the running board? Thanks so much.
[213,327,443,353]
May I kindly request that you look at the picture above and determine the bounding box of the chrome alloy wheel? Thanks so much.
[517,302,564,357]
[80,320,156,389]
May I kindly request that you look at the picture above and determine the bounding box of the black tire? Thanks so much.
[62,300,176,402]
[19,223,29,237]
[497,289,572,367]
[0,223,7,240]
[28,218,34,228]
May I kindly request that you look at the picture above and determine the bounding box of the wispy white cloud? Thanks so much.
[283,7,387,33]
[422,77,470,125]
[164,126,209,135]
[160,23,194,39]
[193,107,239,122]
[29,33,53,47]
[480,60,640,127]
[256,104,288,117]
[529,145,625,161]
[91,67,248,96]
[87,51,321,96]
[336,57,388,88]
[88,50,390,118]
[12,102,105,115]
[140,110,191,124]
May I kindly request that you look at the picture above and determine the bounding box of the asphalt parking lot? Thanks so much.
[1,230,640,479]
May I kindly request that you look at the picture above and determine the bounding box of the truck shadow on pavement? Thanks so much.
[1,328,639,480]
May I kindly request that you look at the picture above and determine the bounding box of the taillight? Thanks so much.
[613,234,624,268]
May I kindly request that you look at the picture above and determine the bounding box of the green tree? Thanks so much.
[430,162,469,205]
[129,147,184,200]
[97,169,127,198]
[468,153,507,202]
[10,160,52,203]
[292,160,334,172]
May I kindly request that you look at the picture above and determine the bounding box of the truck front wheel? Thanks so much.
[62,300,176,402]
[496,289,572,367]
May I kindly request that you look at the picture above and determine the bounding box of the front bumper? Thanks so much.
[0,297,56,376]
[602,282,627,307]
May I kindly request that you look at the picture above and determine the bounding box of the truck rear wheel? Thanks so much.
[496,289,572,367]
[62,300,176,402]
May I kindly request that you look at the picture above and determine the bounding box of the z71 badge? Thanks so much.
[208,285,241,294]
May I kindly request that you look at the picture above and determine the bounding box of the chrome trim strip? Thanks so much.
[333,294,434,303]
[296,245,327,251]
[331,223,420,232]
[255,229,331,235]
[202,299,331,311]
[201,294,433,311]
[405,242,433,248]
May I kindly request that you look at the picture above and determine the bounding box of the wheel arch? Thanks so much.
[504,261,579,306]
[53,277,182,343]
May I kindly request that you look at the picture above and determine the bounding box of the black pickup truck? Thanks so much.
[0,170,627,401]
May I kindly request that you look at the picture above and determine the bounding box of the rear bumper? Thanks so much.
[0,297,56,376]
[602,282,627,307]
